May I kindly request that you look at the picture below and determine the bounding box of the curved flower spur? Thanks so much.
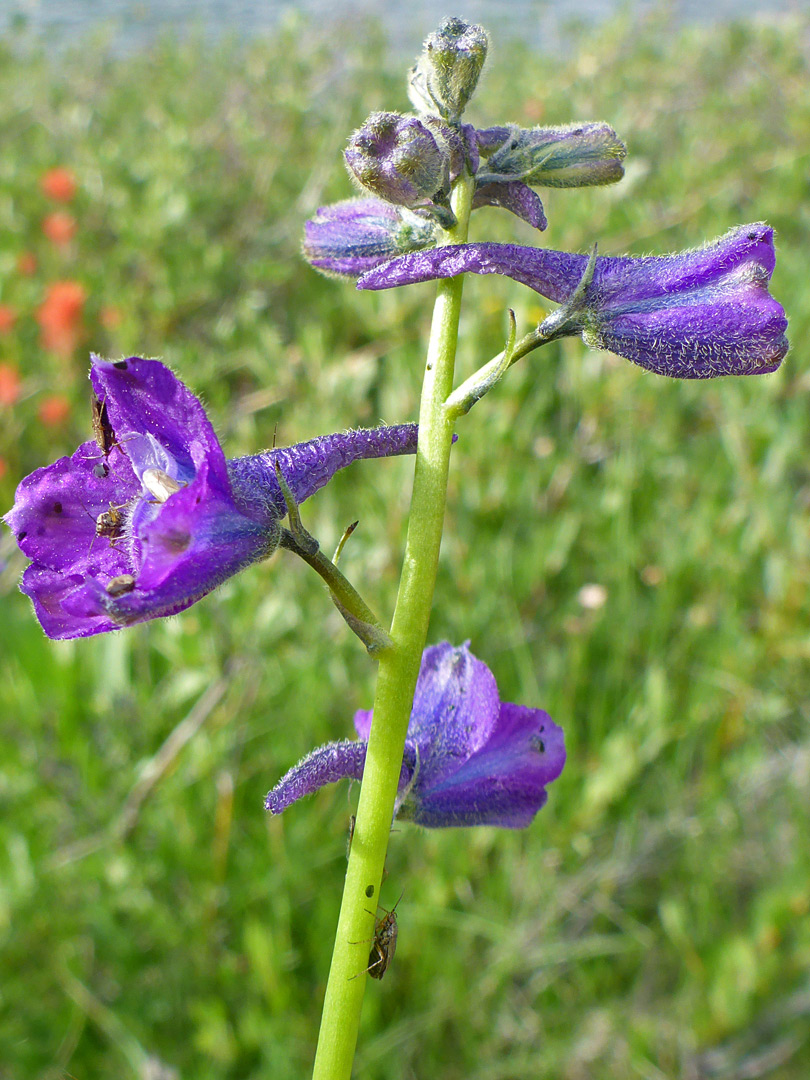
[4,355,419,639]
[357,224,789,379]
[266,642,566,829]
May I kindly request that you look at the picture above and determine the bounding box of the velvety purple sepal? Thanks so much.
[472,180,548,230]
[4,357,421,638]
[304,198,402,278]
[266,643,565,830]
[393,643,564,828]
[358,225,789,378]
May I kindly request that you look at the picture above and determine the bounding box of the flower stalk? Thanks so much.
[311,170,475,1080]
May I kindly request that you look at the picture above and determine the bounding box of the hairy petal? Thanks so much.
[4,439,138,576]
[399,704,565,828]
[91,354,228,487]
[404,642,500,783]
[20,564,121,638]
[472,181,547,230]
[353,642,500,775]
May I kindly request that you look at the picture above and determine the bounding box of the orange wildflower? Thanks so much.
[36,281,87,356]
[39,394,72,427]
[41,167,78,202]
[42,211,77,246]
[0,363,22,407]
[0,305,16,333]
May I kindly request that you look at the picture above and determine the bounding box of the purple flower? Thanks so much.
[303,197,437,279]
[357,224,789,378]
[4,355,419,639]
[265,642,565,829]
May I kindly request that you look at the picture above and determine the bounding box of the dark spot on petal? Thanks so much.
[510,139,519,150]
[530,736,546,754]
[93,463,109,479]
[53,502,63,514]
[365,885,374,898]
[160,529,191,553]
[747,230,759,240]
[112,359,128,370]
[17,530,27,541]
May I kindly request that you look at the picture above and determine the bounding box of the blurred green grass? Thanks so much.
[1,8,809,1079]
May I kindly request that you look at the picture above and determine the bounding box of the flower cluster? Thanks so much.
[5,355,418,639]
[305,16,627,272]
[266,642,565,828]
[303,18,786,381]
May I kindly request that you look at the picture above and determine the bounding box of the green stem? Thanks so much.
[311,171,475,1080]
[280,529,393,656]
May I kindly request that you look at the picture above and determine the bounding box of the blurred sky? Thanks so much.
[2,0,802,56]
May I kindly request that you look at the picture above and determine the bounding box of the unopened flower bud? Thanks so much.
[302,197,437,279]
[479,122,627,188]
[345,112,452,213]
[408,17,489,122]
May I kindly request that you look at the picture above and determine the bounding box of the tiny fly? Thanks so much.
[95,502,126,544]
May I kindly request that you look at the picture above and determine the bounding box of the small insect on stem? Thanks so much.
[348,891,403,981]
